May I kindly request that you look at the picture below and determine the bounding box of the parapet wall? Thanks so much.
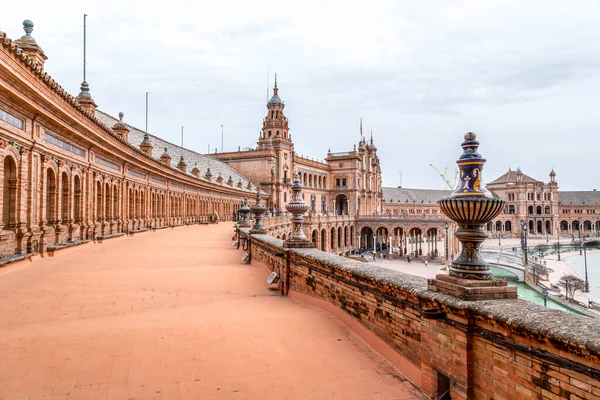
[245,231,600,400]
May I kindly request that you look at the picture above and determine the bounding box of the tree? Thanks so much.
[557,274,585,301]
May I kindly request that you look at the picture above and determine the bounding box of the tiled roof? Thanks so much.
[558,191,600,205]
[489,169,540,184]
[382,187,451,204]
[96,111,258,194]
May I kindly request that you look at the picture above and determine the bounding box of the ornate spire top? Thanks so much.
[113,112,128,131]
[450,132,492,198]
[22,20,34,38]
[268,74,283,105]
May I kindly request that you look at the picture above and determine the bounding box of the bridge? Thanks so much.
[481,250,526,281]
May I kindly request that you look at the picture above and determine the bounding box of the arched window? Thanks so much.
[105,183,111,220]
[74,176,82,223]
[528,205,534,215]
[536,205,542,215]
[2,156,17,229]
[61,172,70,222]
[508,205,515,214]
[46,169,57,223]
[96,181,103,221]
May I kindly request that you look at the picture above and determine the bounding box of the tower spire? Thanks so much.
[273,72,278,95]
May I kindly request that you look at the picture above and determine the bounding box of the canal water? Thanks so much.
[489,266,587,316]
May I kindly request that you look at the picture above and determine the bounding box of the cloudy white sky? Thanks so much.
[3,0,600,190]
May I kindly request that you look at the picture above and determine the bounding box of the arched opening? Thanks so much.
[545,220,552,235]
[321,228,327,251]
[309,175,313,187]
[375,227,389,252]
[337,226,342,249]
[282,233,287,241]
[335,194,348,216]
[536,205,542,215]
[505,221,512,232]
[528,206,534,215]
[425,227,439,258]
[61,172,69,223]
[495,221,502,231]
[113,185,119,222]
[46,169,57,224]
[311,230,318,248]
[486,222,492,231]
[584,220,592,231]
[359,227,374,251]
[330,227,335,251]
[544,206,550,215]
[508,205,515,214]
[2,156,17,229]
[344,226,349,248]
[537,220,543,234]
[74,176,81,223]
[409,227,423,256]
[572,220,580,231]
[560,220,569,232]
[528,220,534,234]
[350,225,354,247]
[96,181,102,221]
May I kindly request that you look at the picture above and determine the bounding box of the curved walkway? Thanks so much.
[0,223,422,400]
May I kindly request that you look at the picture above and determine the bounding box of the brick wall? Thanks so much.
[246,231,600,399]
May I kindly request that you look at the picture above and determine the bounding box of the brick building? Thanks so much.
[0,22,258,259]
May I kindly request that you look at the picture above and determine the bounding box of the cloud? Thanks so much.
[2,0,600,190]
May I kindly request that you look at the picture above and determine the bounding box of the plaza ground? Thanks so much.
[0,223,423,400]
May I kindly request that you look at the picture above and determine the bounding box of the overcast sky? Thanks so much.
[3,1,600,190]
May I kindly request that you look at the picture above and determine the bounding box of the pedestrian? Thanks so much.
[425,260,429,266]
[407,255,411,264]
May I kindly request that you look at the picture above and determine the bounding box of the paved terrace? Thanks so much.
[0,224,422,400]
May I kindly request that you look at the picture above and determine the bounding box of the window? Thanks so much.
[284,192,287,202]
[336,178,340,187]
[342,178,347,187]
[338,163,344,168]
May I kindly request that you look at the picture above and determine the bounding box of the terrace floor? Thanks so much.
[0,223,422,400]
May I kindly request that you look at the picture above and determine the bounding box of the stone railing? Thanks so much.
[241,229,600,400]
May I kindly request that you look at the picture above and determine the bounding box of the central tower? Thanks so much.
[258,74,291,148]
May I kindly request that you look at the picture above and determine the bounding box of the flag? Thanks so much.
[360,118,363,137]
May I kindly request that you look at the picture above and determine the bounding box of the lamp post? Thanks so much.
[578,217,583,255]
[557,234,561,261]
[583,242,590,293]
[542,287,548,307]
[520,220,528,267]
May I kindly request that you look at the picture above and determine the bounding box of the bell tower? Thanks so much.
[258,74,291,149]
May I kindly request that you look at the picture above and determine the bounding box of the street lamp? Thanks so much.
[520,220,528,266]
[583,242,590,293]
[578,217,583,256]
[542,287,548,307]
[557,233,561,261]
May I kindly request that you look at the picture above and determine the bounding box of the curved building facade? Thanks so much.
[0,23,257,259]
